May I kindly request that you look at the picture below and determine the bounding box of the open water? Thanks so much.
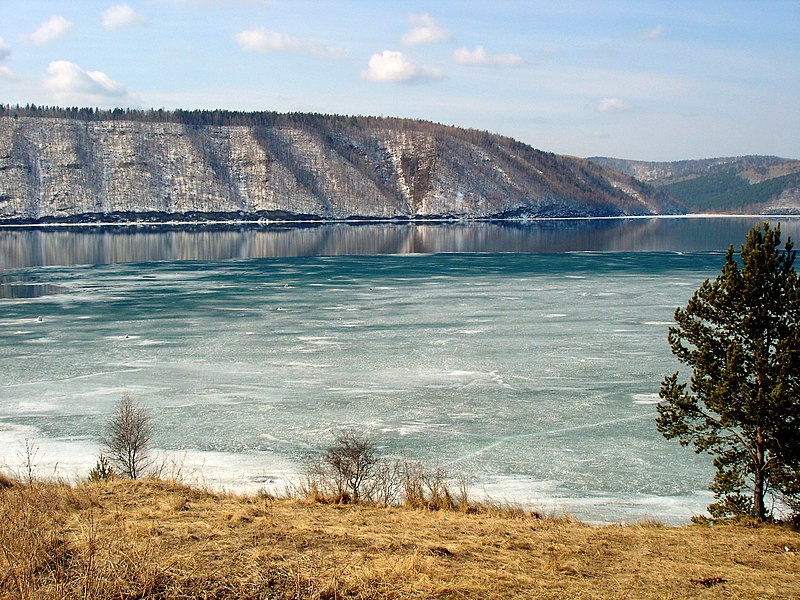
[2,217,799,523]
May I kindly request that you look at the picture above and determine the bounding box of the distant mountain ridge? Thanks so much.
[0,105,680,224]
[588,155,800,214]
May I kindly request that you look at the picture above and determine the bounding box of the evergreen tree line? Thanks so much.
[0,103,571,181]
[0,103,503,148]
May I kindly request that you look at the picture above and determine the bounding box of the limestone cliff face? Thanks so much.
[0,114,680,222]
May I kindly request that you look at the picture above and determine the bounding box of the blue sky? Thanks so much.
[0,0,798,161]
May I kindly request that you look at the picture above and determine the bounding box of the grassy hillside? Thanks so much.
[2,477,799,599]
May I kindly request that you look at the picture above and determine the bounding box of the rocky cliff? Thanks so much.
[0,110,681,223]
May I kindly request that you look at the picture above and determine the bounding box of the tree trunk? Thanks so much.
[753,429,766,521]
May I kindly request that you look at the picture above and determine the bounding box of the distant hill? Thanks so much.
[0,105,681,224]
[588,155,800,214]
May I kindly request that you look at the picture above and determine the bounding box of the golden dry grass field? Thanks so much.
[1,478,799,599]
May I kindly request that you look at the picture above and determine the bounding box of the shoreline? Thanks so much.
[2,212,800,229]
[0,429,712,526]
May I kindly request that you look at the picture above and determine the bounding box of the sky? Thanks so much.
[0,0,798,161]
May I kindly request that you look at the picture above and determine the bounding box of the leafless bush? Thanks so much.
[401,461,459,510]
[302,431,472,510]
[102,394,154,479]
[149,451,187,483]
[312,430,377,503]
[302,431,401,504]
[367,458,404,506]
[17,439,40,484]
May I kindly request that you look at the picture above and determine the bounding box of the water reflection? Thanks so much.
[1,217,799,269]
[0,273,66,298]
[0,283,65,299]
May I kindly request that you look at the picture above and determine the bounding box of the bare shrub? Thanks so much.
[320,430,377,503]
[401,461,459,510]
[400,460,426,508]
[367,458,403,506]
[17,439,40,483]
[302,431,402,505]
[294,464,326,502]
[302,431,473,510]
[102,394,154,479]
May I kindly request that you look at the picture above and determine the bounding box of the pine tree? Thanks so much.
[657,222,800,521]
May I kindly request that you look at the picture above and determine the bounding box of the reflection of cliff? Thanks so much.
[0,111,681,222]
[2,219,791,269]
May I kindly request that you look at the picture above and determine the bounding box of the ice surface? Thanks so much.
[1,231,778,523]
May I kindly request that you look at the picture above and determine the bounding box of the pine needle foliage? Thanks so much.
[657,222,800,521]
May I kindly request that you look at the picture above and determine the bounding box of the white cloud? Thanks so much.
[235,28,300,52]
[0,66,17,80]
[44,60,137,106]
[233,26,346,59]
[402,13,449,46]
[0,37,10,62]
[20,15,73,47]
[596,97,633,112]
[362,50,443,83]
[453,46,526,68]
[0,37,18,80]
[102,4,145,31]
[642,24,666,40]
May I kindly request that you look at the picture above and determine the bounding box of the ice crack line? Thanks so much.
[1,368,142,388]
[447,413,653,466]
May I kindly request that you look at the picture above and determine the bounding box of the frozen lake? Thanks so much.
[2,217,799,523]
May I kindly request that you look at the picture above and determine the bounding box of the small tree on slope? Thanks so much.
[657,222,800,521]
[102,393,154,480]
[323,430,377,503]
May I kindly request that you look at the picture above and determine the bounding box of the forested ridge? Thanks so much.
[589,155,800,214]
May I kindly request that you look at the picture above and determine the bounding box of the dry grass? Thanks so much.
[1,477,799,599]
